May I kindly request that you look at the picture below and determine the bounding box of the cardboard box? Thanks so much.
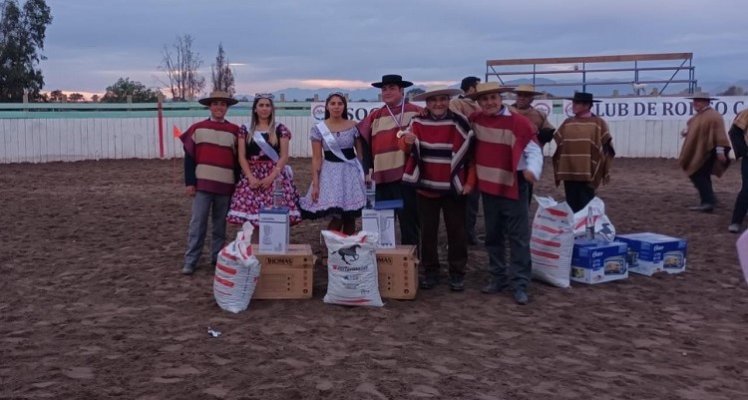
[362,209,396,248]
[258,208,290,254]
[615,233,687,276]
[571,239,629,284]
[252,244,314,299]
[376,245,418,299]
[361,199,402,249]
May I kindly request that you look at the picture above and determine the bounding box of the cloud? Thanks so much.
[40,0,748,94]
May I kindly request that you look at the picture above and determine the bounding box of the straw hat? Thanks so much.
[412,86,463,101]
[685,92,717,101]
[198,91,238,106]
[512,84,542,96]
[467,82,514,99]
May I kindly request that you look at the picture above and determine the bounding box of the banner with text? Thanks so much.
[311,97,748,122]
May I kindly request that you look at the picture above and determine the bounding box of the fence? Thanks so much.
[0,99,743,163]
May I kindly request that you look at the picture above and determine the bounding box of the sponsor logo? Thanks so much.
[312,104,326,120]
[266,257,293,265]
[376,256,393,264]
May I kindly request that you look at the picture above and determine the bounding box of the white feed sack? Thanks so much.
[213,223,262,313]
[321,230,383,307]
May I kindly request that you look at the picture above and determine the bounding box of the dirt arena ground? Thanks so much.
[1,157,747,400]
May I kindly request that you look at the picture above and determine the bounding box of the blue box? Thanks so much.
[615,232,687,276]
[571,239,629,284]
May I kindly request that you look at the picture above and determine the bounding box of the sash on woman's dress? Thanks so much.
[252,129,293,178]
[316,122,364,180]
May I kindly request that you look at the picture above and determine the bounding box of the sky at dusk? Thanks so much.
[40,0,748,96]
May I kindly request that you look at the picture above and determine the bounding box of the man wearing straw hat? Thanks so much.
[450,76,483,245]
[552,92,614,213]
[468,82,542,305]
[357,74,422,246]
[399,86,475,291]
[179,91,241,275]
[678,92,731,213]
[510,84,555,145]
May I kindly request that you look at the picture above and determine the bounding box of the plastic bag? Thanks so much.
[572,197,616,241]
[321,230,383,307]
[213,222,261,313]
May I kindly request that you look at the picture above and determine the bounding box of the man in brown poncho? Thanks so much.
[553,92,614,213]
[678,93,731,212]
[511,84,555,145]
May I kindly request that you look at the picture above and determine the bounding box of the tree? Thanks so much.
[90,94,99,103]
[211,43,235,95]
[406,87,425,99]
[68,92,84,102]
[0,0,52,102]
[101,77,159,103]
[720,85,745,96]
[48,89,64,102]
[160,34,205,101]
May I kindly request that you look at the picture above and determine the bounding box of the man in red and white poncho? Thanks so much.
[468,82,543,305]
[399,86,476,292]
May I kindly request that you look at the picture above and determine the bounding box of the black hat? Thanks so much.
[371,74,413,88]
[566,92,601,103]
[198,91,239,106]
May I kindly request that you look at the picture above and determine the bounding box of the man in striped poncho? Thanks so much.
[399,86,476,292]
[552,92,615,213]
[357,74,423,246]
[179,91,241,275]
[468,82,543,305]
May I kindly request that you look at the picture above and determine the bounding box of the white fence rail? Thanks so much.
[0,113,738,163]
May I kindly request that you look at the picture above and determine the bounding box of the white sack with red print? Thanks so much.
[213,223,261,313]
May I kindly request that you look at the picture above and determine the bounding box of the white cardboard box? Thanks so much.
[259,208,290,254]
[362,208,396,248]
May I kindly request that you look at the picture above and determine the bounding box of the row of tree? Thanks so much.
[42,35,236,103]
[1,0,234,103]
[0,0,52,102]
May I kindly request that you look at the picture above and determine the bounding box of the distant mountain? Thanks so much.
[240,78,747,102]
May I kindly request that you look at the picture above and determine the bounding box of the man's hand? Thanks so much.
[402,132,416,145]
[185,185,196,197]
[462,184,473,195]
[523,170,537,184]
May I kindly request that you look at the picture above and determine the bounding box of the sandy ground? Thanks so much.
[1,157,747,400]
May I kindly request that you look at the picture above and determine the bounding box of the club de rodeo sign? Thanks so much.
[312,96,748,121]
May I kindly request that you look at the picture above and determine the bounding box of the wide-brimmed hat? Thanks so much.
[685,92,718,101]
[199,91,238,106]
[467,82,514,99]
[412,86,463,101]
[513,84,542,96]
[371,74,414,88]
[566,92,601,103]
